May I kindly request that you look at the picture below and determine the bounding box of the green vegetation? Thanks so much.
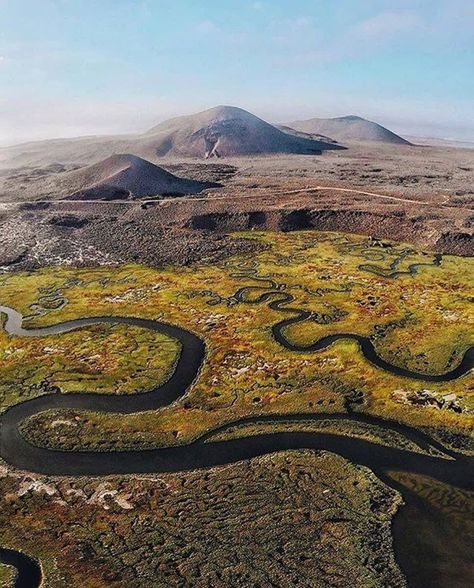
[0,323,180,410]
[0,231,470,453]
[0,563,15,587]
[0,451,404,587]
[207,418,450,458]
[0,230,472,586]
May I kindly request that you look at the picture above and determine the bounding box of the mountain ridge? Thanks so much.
[0,106,344,169]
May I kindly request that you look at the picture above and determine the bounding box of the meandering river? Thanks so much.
[0,304,472,587]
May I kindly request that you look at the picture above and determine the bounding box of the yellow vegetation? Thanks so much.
[0,231,472,452]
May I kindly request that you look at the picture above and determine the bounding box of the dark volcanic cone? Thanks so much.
[60,154,220,199]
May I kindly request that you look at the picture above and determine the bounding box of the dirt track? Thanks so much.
[0,144,472,270]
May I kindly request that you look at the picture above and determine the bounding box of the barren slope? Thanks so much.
[0,106,344,169]
[286,116,412,145]
[60,154,219,199]
[0,154,219,201]
[140,105,344,158]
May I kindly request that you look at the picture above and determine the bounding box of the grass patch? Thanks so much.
[0,230,472,453]
[0,450,404,587]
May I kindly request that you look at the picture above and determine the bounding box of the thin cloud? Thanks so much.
[276,9,422,66]
[355,10,420,40]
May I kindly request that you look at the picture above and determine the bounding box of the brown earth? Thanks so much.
[0,143,472,271]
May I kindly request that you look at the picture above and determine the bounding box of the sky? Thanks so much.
[1,0,473,145]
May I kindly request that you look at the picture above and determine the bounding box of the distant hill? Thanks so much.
[284,115,412,145]
[0,136,134,169]
[0,106,344,169]
[140,106,344,158]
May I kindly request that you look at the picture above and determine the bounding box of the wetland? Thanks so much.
[0,230,472,587]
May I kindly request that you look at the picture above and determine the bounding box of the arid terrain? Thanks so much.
[0,141,472,274]
[282,115,412,145]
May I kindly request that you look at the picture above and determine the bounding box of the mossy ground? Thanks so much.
[0,563,15,587]
[1,230,472,587]
[0,451,404,587]
[0,230,472,453]
[0,323,179,410]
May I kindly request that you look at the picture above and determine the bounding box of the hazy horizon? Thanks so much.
[1,0,473,146]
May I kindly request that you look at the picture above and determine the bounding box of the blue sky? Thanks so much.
[1,0,473,144]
